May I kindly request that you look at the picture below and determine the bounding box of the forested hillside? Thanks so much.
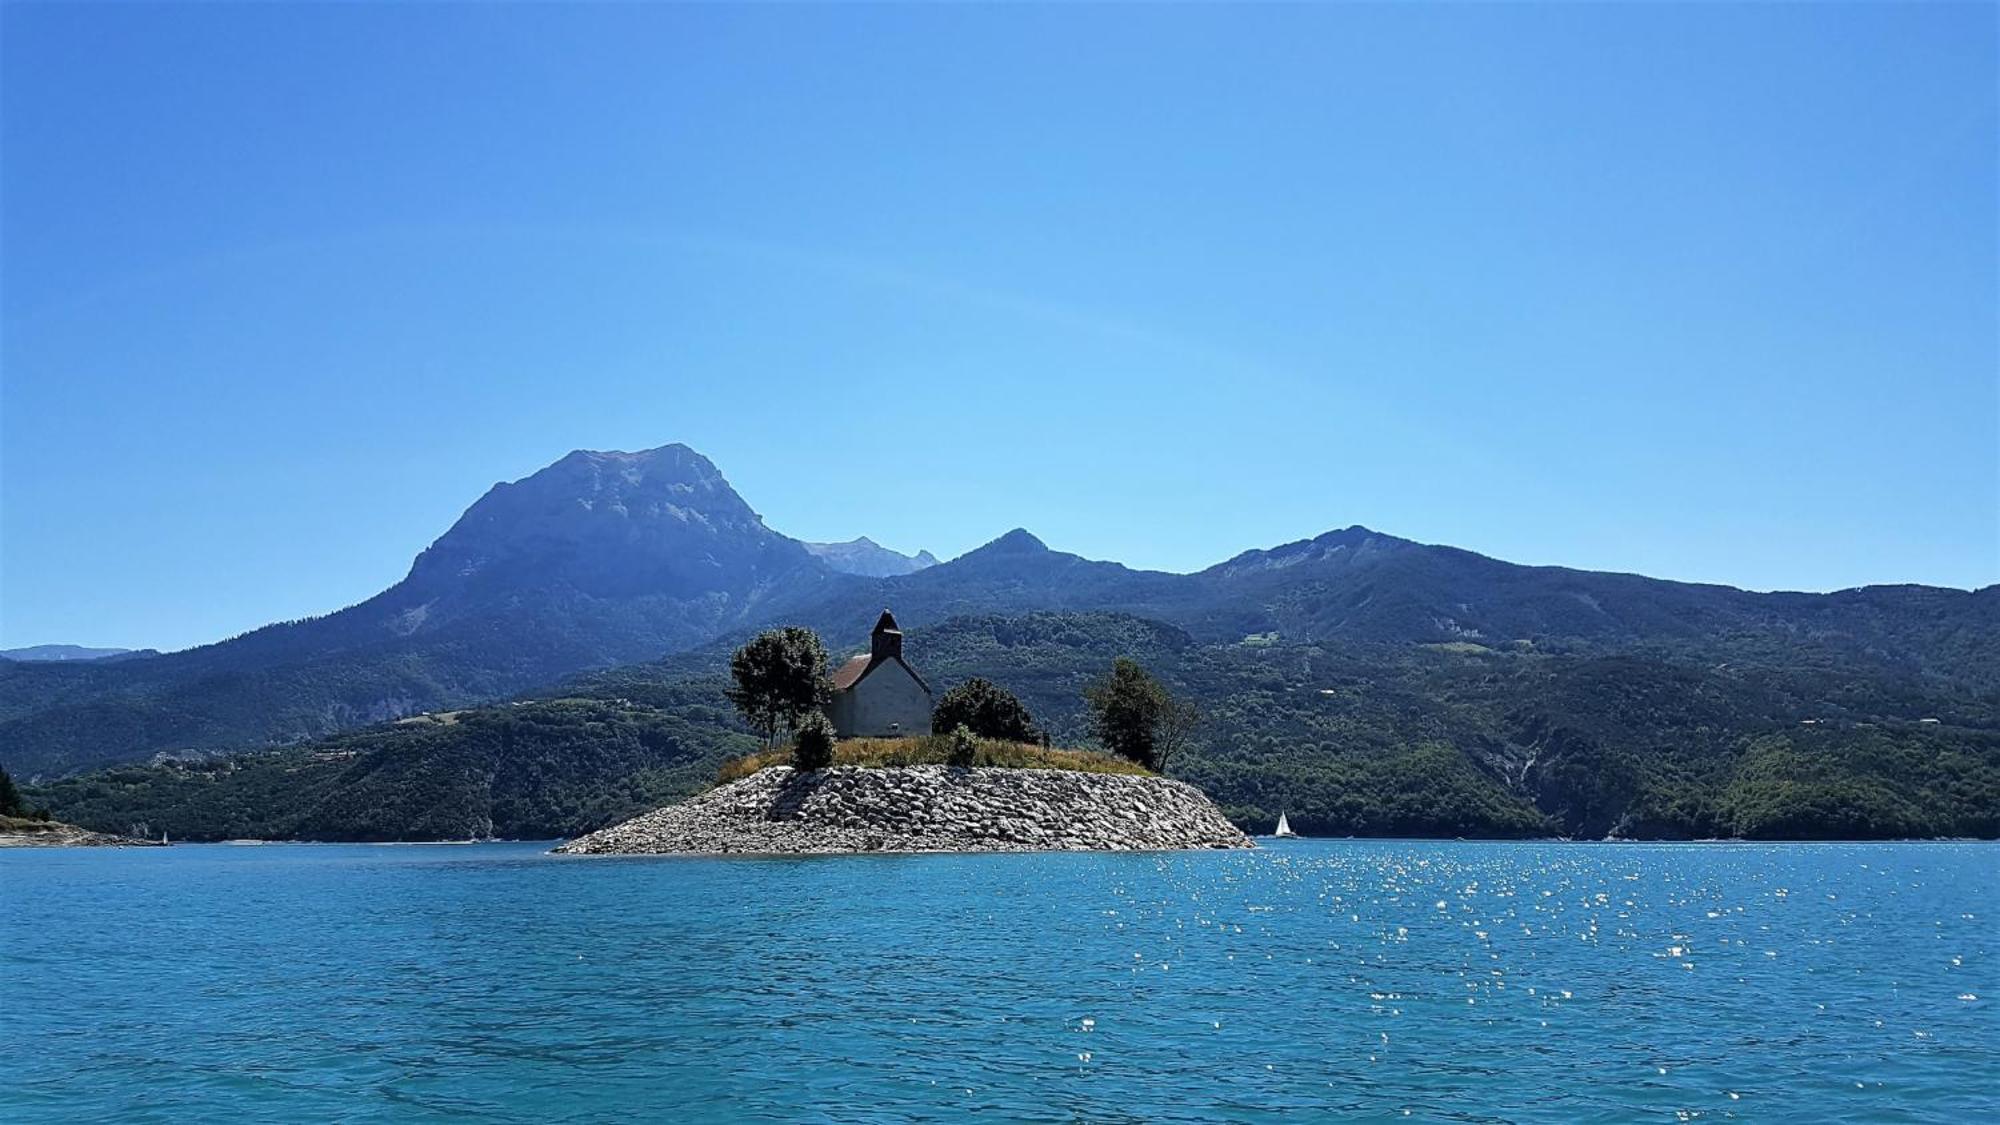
[36,612,1999,842]
[31,686,755,843]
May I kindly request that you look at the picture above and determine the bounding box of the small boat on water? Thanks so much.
[1273,812,1298,838]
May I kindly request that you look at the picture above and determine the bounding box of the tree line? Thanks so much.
[0,764,51,821]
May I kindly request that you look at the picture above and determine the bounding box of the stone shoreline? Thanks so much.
[554,765,1253,856]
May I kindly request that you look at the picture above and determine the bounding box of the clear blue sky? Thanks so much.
[3,3,1994,653]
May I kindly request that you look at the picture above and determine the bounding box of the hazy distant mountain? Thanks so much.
[0,645,145,663]
[1,441,1993,781]
[780,528,1200,646]
[804,537,939,577]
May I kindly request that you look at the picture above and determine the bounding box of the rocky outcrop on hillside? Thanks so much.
[0,819,166,847]
[553,765,1252,855]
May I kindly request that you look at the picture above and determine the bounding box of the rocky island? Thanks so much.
[559,615,1249,856]
[555,764,1251,855]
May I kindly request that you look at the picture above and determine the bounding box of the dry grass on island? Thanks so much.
[715,734,1152,786]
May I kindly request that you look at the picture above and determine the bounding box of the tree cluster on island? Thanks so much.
[723,626,834,750]
[723,625,1199,775]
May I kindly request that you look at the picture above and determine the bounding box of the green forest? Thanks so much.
[29,611,2000,842]
[32,691,755,842]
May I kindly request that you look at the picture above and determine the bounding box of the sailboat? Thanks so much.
[1273,812,1297,838]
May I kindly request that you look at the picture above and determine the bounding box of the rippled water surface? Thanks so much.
[3,841,1995,1122]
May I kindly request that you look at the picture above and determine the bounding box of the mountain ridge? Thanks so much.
[2,441,1993,780]
[0,646,147,663]
[804,536,939,577]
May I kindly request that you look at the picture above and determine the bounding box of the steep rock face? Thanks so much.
[404,446,816,601]
[353,444,838,660]
[554,765,1252,854]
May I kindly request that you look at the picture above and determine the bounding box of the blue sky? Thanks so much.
[3,3,1994,653]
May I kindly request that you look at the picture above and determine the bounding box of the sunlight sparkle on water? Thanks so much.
[2,840,1994,1122]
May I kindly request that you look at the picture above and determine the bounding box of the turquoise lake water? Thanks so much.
[2,840,1994,1122]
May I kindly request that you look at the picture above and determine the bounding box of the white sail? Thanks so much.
[1274,812,1296,838]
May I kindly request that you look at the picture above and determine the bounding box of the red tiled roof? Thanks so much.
[829,652,932,695]
[831,654,873,691]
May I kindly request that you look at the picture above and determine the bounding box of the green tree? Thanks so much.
[793,711,836,772]
[932,677,1039,742]
[1084,657,1182,770]
[0,765,24,817]
[726,627,832,748]
[1156,695,1201,773]
[946,724,978,767]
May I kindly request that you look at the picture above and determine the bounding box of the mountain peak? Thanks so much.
[1201,524,1404,578]
[551,443,721,481]
[979,528,1049,555]
[402,443,808,598]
